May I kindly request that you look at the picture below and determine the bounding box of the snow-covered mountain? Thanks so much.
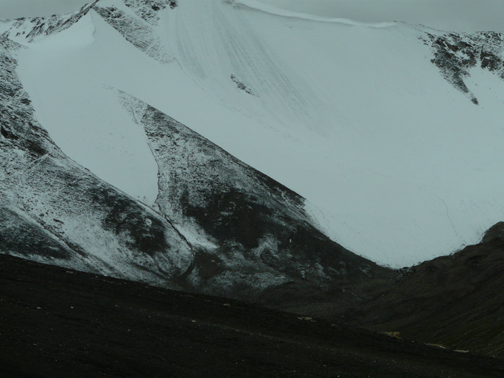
[1,0,504,296]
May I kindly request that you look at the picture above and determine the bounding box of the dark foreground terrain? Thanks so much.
[343,235,504,359]
[257,229,504,362]
[2,254,504,378]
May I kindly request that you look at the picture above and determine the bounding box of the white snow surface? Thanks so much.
[12,0,504,267]
[16,10,160,206]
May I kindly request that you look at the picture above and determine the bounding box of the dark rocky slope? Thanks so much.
[2,253,504,378]
[117,91,392,300]
[5,1,99,43]
[308,224,504,359]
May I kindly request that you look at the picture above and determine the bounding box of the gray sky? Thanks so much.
[0,0,503,32]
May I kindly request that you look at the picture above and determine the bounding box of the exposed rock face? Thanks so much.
[4,0,174,64]
[93,1,173,64]
[481,221,504,243]
[422,32,504,104]
[122,0,177,25]
[117,91,384,298]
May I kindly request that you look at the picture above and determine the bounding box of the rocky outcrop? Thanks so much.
[118,91,386,298]
[422,32,504,104]
[122,0,177,25]
[3,0,174,64]
[481,221,504,243]
[93,0,173,64]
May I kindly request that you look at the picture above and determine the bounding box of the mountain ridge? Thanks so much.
[2,0,504,296]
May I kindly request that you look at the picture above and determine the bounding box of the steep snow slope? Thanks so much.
[7,0,504,267]
[11,5,160,206]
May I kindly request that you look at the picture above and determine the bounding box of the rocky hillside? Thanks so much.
[2,253,504,378]
[315,224,504,358]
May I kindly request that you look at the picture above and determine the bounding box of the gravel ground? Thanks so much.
[2,254,504,378]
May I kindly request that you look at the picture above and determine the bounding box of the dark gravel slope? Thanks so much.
[341,236,504,358]
[2,254,504,378]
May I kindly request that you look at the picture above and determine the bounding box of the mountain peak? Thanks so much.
[2,0,504,290]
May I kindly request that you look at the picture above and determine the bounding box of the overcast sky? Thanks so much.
[0,0,502,33]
